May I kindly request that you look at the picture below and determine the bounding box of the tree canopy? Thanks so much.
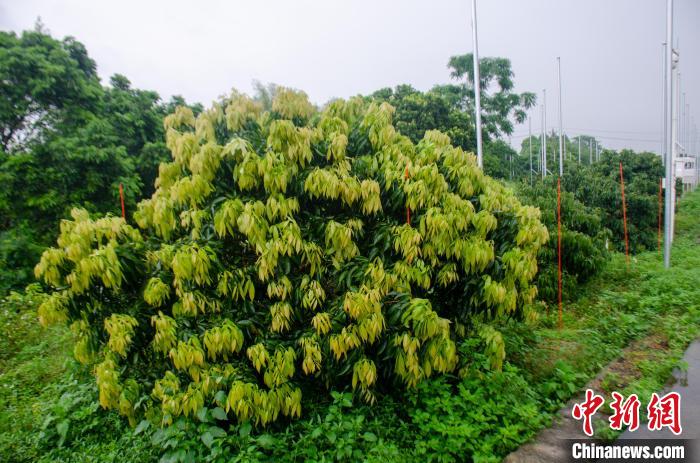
[0,29,198,292]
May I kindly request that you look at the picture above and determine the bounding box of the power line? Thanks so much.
[563,127,662,135]
[507,132,661,143]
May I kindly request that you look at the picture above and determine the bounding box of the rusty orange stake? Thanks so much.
[619,162,629,267]
[405,165,410,224]
[119,183,126,219]
[557,177,563,329]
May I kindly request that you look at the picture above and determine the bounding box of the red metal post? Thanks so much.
[405,165,410,224]
[119,183,126,219]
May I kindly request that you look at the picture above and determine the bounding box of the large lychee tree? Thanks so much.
[35,88,548,427]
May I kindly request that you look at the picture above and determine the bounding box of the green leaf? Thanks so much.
[56,420,69,446]
[208,426,226,438]
[213,390,227,405]
[201,431,214,448]
[362,432,377,442]
[239,422,252,437]
[134,419,151,435]
[211,407,227,421]
[196,406,210,423]
[256,434,276,449]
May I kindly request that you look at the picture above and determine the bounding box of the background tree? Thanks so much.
[560,150,663,253]
[0,28,199,292]
[0,27,102,152]
[370,55,536,181]
[369,84,474,150]
[447,54,536,139]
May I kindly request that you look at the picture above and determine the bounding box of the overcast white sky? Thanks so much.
[1,0,698,153]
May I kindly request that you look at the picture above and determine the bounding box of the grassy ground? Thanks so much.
[0,191,698,463]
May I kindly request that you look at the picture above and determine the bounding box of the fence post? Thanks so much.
[404,166,410,224]
[119,183,126,220]
[557,177,563,329]
[619,162,630,267]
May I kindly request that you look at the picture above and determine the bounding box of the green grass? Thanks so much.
[1,191,698,462]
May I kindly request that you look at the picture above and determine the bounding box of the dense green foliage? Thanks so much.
[516,179,610,302]
[3,191,698,463]
[34,89,549,428]
[0,27,199,293]
[560,150,663,253]
[0,24,692,463]
[370,54,535,167]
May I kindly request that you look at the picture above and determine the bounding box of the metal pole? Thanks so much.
[470,0,483,169]
[690,121,700,188]
[543,89,548,176]
[671,74,683,154]
[557,57,564,176]
[693,122,700,189]
[681,93,686,153]
[671,62,679,240]
[589,139,592,164]
[663,0,674,268]
[662,42,667,166]
[529,116,533,185]
[541,104,545,179]
[540,105,544,179]
[683,103,690,154]
[578,136,581,163]
[594,140,597,162]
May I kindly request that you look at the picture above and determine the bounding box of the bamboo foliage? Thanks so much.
[35,87,547,427]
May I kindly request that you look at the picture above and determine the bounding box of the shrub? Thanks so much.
[0,283,47,366]
[516,180,610,302]
[560,151,663,253]
[34,90,547,427]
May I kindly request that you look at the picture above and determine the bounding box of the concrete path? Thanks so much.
[617,339,700,458]
[619,339,700,440]
[504,339,700,462]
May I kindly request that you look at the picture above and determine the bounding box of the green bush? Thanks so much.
[560,151,663,253]
[0,283,47,366]
[409,350,547,463]
[516,180,609,302]
[34,89,547,428]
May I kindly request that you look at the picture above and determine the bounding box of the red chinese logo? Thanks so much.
[572,389,605,436]
[572,390,682,436]
[609,392,640,432]
[647,392,682,435]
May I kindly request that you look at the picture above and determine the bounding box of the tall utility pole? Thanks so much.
[557,57,564,176]
[578,136,581,163]
[683,103,690,154]
[594,140,597,162]
[681,93,686,153]
[540,105,545,179]
[589,139,592,164]
[663,0,674,268]
[662,43,667,166]
[543,89,548,177]
[672,53,680,241]
[694,119,698,188]
[528,116,533,185]
[470,0,483,169]
[671,73,683,152]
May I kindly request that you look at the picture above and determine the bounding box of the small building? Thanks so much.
[674,155,698,193]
